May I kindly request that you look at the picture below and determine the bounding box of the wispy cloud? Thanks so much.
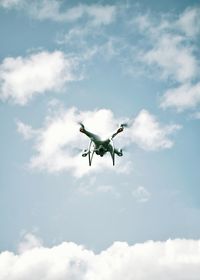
[16,121,38,140]
[1,236,200,279]
[132,186,151,203]
[0,0,24,8]
[141,34,197,83]
[161,82,200,111]
[0,51,80,105]
[0,0,117,26]
[135,10,199,84]
[77,177,120,197]
[17,233,42,254]
[134,7,200,112]
[176,7,200,37]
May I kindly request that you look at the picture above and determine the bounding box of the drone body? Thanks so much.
[79,123,125,166]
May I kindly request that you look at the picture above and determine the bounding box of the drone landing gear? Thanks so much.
[88,141,95,166]
[111,152,115,166]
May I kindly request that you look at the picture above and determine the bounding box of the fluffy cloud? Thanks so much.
[161,83,200,111]
[0,51,79,105]
[130,110,181,150]
[18,107,128,177]
[1,237,200,279]
[17,106,180,177]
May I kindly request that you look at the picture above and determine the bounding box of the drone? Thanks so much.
[79,123,127,166]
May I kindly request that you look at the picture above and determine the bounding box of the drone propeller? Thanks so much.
[120,122,129,128]
[78,122,85,129]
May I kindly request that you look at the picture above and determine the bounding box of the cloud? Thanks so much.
[0,0,117,26]
[177,7,200,37]
[134,8,200,113]
[191,111,200,120]
[18,106,129,177]
[135,9,199,84]
[0,0,24,8]
[132,186,151,203]
[16,121,38,140]
[161,82,200,111]
[129,110,181,150]
[1,237,200,279]
[141,34,197,83]
[17,106,180,177]
[0,51,79,105]
[77,177,120,197]
[17,233,42,254]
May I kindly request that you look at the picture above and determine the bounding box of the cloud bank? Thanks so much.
[1,237,200,280]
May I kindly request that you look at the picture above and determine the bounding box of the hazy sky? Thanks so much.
[1,0,200,279]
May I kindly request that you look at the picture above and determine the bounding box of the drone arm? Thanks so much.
[111,127,124,140]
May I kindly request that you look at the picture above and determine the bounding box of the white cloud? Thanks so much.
[17,106,180,177]
[1,237,200,280]
[134,8,200,113]
[177,7,200,37]
[16,121,37,140]
[161,82,200,111]
[0,51,79,105]
[132,186,151,203]
[134,6,200,91]
[0,0,117,26]
[77,177,120,197]
[0,0,24,8]
[129,110,181,150]
[18,107,129,177]
[18,233,42,254]
[32,2,117,25]
[142,34,198,83]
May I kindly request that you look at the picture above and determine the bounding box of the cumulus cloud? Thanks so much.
[129,110,181,150]
[0,51,79,105]
[17,106,180,177]
[18,107,129,177]
[161,82,200,111]
[1,237,200,279]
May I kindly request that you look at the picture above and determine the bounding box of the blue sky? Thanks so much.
[1,0,200,278]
